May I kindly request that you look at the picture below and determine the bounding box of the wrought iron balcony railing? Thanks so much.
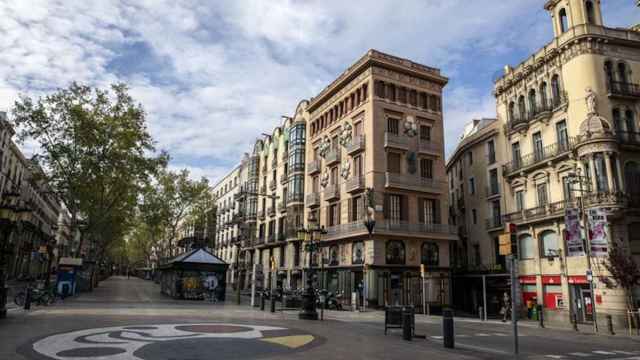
[608,81,640,98]
[504,137,575,175]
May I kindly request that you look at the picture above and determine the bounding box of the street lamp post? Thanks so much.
[362,187,376,312]
[297,211,326,320]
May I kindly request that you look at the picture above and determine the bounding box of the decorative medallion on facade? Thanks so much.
[318,136,331,158]
[339,122,353,147]
[404,116,418,137]
[320,169,330,188]
[340,160,351,179]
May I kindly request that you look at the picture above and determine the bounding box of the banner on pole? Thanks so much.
[588,208,608,257]
[565,208,585,257]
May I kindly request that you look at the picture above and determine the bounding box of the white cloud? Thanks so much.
[0,0,637,183]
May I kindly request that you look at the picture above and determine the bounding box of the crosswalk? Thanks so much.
[544,350,640,359]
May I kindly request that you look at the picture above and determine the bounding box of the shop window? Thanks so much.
[519,234,535,259]
[540,230,559,257]
[386,240,405,265]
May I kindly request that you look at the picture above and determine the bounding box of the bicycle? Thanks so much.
[14,285,60,307]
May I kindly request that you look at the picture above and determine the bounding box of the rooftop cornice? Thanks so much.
[308,49,447,112]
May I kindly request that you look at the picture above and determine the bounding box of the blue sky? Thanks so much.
[0,0,637,182]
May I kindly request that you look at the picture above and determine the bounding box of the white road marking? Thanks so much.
[567,352,593,357]
[475,333,490,336]
[457,334,470,338]
[430,336,443,339]
[592,350,617,355]
[492,333,507,336]
[613,351,635,355]
[545,355,565,359]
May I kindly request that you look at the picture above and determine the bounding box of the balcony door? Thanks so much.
[532,132,544,161]
[512,142,521,168]
[556,120,568,150]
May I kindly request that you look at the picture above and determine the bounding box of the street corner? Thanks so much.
[20,322,324,360]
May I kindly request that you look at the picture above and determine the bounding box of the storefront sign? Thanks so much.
[568,275,588,284]
[542,275,561,284]
[519,275,536,284]
[588,208,608,257]
[564,208,585,256]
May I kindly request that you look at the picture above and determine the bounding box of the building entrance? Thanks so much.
[571,284,594,323]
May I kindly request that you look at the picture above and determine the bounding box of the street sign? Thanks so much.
[586,269,593,281]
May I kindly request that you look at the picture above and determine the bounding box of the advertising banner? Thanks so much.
[564,208,585,256]
[588,208,608,257]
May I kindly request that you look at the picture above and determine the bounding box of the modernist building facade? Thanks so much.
[449,0,640,327]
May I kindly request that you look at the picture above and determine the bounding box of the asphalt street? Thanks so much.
[1,276,638,360]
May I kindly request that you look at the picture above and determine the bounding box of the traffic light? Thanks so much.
[499,223,518,258]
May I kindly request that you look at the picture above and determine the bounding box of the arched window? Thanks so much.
[386,240,405,265]
[421,242,439,267]
[551,75,561,104]
[626,110,636,133]
[518,95,526,120]
[519,234,535,259]
[540,230,559,257]
[508,102,516,121]
[604,61,614,85]
[559,8,569,33]
[539,82,548,108]
[585,1,595,24]
[618,62,628,84]
[528,89,537,114]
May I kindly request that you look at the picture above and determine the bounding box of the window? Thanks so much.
[551,75,561,103]
[418,198,437,224]
[604,61,614,85]
[469,177,475,195]
[594,153,608,191]
[515,191,525,211]
[539,82,548,107]
[328,202,340,226]
[351,196,363,221]
[528,89,537,113]
[354,155,363,177]
[420,158,433,178]
[331,166,338,185]
[519,234,535,259]
[420,125,431,141]
[618,62,628,84]
[280,245,286,267]
[387,117,399,134]
[532,132,544,161]
[421,242,439,267]
[487,140,496,164]
[386,240,405,265]
[294,242,300,267]
[562,176,573,201]
[387,152,401,173]
[385,194,404,222]
[559,8,568,33]
[467,151,473,165]
[491,200,501,227]
[329,245,339,266]
[352,242,364,264]
[540,230,559,257]
[508,102,516,121]
[625,110,636,133]
[536,183,548,206]
[386,83,396,101]
[585,1,595,24]
[556,120,568,150]
[398,87,407,103]
[472,209,477,224]
[613,108,622,132]
[518,95,526,120]
[489,169,499,195]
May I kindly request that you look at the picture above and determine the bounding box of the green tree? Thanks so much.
[604,241,640,310]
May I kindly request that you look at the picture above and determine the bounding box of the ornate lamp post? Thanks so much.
[0,188,19,319]
[361,188,376,312]
[297,211,326,320]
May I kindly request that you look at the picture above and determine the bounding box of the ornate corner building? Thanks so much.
[449,0,640,328]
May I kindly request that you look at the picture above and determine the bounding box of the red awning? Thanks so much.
[568,275,588,284]
[542,275,561,284]
[519,276,536,284]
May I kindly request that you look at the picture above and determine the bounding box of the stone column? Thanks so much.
[615,156,625,192]
[604,152,614,192]
[588,154,598,192]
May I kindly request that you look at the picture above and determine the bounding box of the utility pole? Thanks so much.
[500,223,519,355]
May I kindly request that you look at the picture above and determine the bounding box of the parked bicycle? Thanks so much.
[14,285,60,307]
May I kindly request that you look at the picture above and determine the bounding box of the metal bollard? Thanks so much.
[402,310,412,341]
[260,292,265,311]
[442,309,454,349]
[537,305,544,328]
[24,286,32,311]
[270,293,276,313]
[606,315,615,335]
[572,313,579,331]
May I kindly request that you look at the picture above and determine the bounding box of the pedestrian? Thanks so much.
[526,297,533,319]
[501,291,511,322]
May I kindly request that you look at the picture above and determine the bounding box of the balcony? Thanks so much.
[608,81,640,98]
[346,135,365,155]
[324,221,457,240]
[616,131,640,146]
[269,180,277,191]
[324,184,340,201]
[502,200,572,225]
[245,212,257,222]
[287,193,304,205]
[280,173,288,185]
[326,149,341,166]
[418,141,440,154]
[306,193,320,208]
[486,185,500,198]
[307,159,320,175]
[267,233,276,243]
[277,201,286,213]
[346,176,365,193]
[260,184,267,194]
[258,209,265,221]
[485,216,503,231]
[385,172,444,193]
[384,132,409,149]
[503,137,576,175]
[255,237,265,246]
[267,206,276,217]
[506,95,568,133]
[582,191,627,209]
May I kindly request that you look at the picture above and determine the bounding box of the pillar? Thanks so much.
[588,155,598,192]
[604,152,614,192]
[615,156,625,192]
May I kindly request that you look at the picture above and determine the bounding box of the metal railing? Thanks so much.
[486,185,500,197]
[326,149,341,165]
[503,200,573,224]
[376,220,457,235]
[504,137,575,174]
[506,94,568,131]
[307,160,320,174]
[306,193,320,207]
[346,176,365,192]
[385,172,445,193]
[269,180,276,191]
[616,131,640,145]
[324,184,340,200]
[418,141,440,153]
[346,135,365,154]
[609,81,640,98]
[280,173,288,184]
[384,132,409,148]
[485,216,503,230]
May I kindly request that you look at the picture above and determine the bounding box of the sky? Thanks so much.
[0,0,637,183]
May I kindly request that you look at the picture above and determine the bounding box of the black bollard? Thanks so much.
[442,309,454,349]
[537,305,544,328]
[24,286,32,311]
[572,313,579,331]
[270,293,276,313]
[606,315,615,335]
[402,310,412,341]
[260,292,265,311]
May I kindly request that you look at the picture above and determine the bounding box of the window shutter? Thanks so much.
[434,199,441,224]
[383,193,390,219]
[418,198,425,223]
